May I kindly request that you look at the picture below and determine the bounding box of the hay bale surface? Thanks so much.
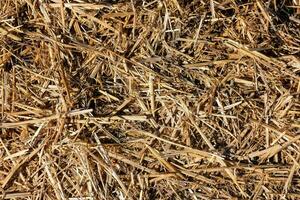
[0,0,300,199]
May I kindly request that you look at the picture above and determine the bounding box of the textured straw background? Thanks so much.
[0,0,300,199]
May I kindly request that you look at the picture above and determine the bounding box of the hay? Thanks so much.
[0,0,300,199]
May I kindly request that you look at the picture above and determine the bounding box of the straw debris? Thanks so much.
[1,0,300,199]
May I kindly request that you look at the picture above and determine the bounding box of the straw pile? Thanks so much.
[0,0,300,199]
